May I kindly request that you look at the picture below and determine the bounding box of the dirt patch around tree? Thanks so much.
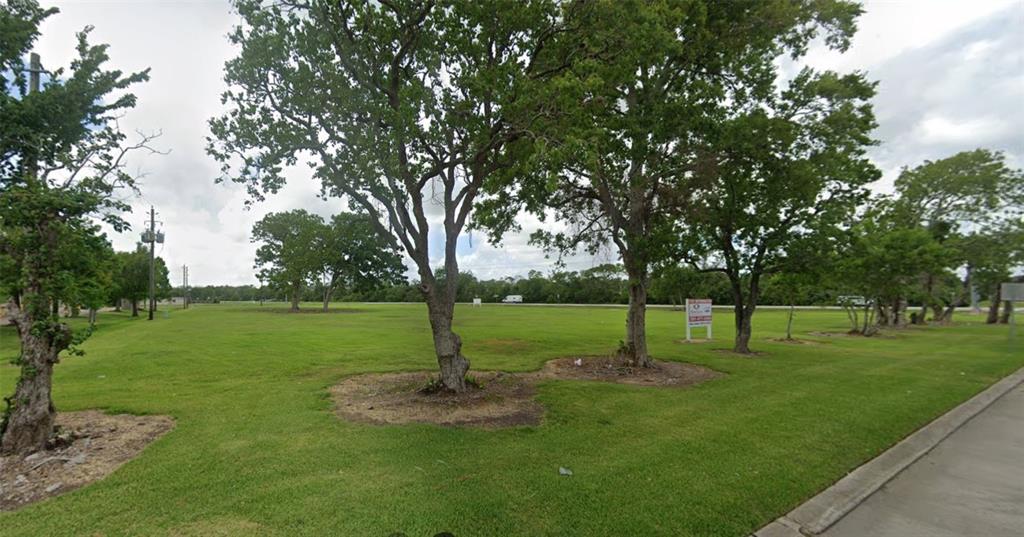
[0,411,174,512]
[331,371,544,428]
[331,357,720,428]
[712,348,768,357]
[768,337,825,345]
[535,356,721,387]
[808,331,854,337]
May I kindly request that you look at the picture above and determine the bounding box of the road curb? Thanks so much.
[752,365,1024,537]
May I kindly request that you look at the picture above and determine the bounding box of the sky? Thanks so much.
[30,0,1024,287]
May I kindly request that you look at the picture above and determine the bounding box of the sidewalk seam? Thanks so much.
[752,366,1024,537]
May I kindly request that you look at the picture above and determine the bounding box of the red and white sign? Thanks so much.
[687,299,712,326]
[685,299,712,341]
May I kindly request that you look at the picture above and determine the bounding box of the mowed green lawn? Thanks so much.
[1,303,1021,536]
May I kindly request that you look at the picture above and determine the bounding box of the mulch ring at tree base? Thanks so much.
[0,411,174,512]
[712,349,769,358]
[807,331,852,337]
[331,371,544,428]
[674,338,715,345]
[331,358,721,429]
[767,337,825,345]
[534,357,721,387]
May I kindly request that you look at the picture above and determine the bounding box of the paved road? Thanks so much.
[823,383,1024,537]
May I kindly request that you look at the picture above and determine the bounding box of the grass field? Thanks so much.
[1,303,1021,536]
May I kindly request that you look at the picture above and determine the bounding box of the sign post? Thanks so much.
[686,298,713,341]
[1002,283,1023,340]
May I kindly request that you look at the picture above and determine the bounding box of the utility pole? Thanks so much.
[141,209,164,320]
[148,205,156,320]
[182,264,190,309]
[26,54,42,180]
[29,53,41,93]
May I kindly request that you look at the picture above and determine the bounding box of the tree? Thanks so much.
[768,233,840,339]
[0,0,152,455]
[113,244,170,316]
[649,265,715,310]
[316,212,406,311]
[478,0,867,363]
[680,66,878,352]
[959,221,1024,323]
[209,0,575,392]
[892,149,1024,227]
[251,210,324,312]
[836,216,948,334]
[65,232,115,326]
[890,149,1024,323]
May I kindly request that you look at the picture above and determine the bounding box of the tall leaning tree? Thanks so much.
[477,0,867,365]
[0,1,153,454]
[209,0,575,391]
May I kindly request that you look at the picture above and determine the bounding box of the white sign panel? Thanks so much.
[472,298,482,307]
[685,299,712,341]
[1002,283,1024,302]
[687,299,712,326]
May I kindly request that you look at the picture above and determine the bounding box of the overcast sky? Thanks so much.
[31,0,1024,286]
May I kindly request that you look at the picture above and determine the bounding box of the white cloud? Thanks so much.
[915,115,1012,144]
[800,0,1018,72]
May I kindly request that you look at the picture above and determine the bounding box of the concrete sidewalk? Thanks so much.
[822,382,1024,537]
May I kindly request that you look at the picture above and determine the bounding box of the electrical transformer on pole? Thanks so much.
[142,206,164,320]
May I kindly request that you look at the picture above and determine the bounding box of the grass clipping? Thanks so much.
[331,357,720,429]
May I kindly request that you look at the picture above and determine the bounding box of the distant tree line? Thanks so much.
[185,264,855,308]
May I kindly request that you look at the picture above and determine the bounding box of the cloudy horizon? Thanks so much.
[30,0,1024,287]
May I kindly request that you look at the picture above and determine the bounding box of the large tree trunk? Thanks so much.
[987,288,1001,324]
[876,303,891,327]
[941,304,956,324]
[734,306,754,353]
[729,275,752,353]
[88,307,97,327]
[914,303,927,324]
[131,299,139,317]
[424,292,469,392]
[322,287,331,312]
[728,270,760,354]
[289,285,301,312]
[623,263,652,367]
[931,303,947,324]
[1,302,71,455]
[917,273,934,324]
